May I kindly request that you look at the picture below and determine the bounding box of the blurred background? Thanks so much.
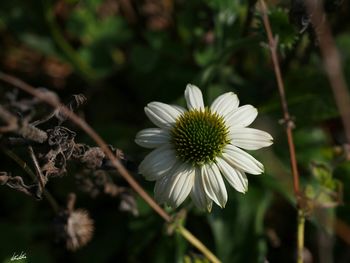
[0,0,350,262]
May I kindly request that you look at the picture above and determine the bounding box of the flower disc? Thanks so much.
[171,108,229,166]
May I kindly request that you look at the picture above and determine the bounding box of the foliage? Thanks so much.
[0,0,350,262]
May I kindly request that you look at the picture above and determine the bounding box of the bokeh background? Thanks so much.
[1,0,350,262]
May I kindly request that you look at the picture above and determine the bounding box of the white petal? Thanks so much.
[229,128,273,150]
[154,175,170,204]
[154,173,172,204]
[184,84,204,110]
[139,145,177,181]
[166,163,195,207]
[210,92,239,118]
[190,167,213,211]
[225,105,258,128]
[145,102,182,129]
[171,105,186,115]
[201,163,228,208]
[222,144,264,175]
[135,128,170,148]
[216,157,248,193]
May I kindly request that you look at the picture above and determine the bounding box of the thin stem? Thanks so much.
[297,210,305,263]
[305,0,350,144]
[258,0,300,196]
[258,1,304,262]
[0,71,221,263]
[177,225,220,263]
[28,146,46,195]
[2,148,60,213]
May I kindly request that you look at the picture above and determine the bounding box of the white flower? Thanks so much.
[135,84,273,211]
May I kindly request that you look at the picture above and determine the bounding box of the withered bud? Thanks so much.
[54,209,94,251]
[47,126,76,149]
[81,147,105,169]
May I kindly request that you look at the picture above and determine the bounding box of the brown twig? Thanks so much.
[0,72,171,222]
[335,218,350,245]
[0,171,34,197]
[28,146,47,198]
[305,0,350,144]
[0,71,221,263]
[2,148,60,213]
[67,192,76,212]
[0,105,48,143]
[0,105,18,133]
[259,0,300,197]
[258,1,304,262]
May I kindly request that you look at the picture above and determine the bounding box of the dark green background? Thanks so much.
[1,0,350,262]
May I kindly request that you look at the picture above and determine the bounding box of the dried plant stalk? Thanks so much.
[0,71,221,263]
[305,0,350,144]
[258,1,304,262]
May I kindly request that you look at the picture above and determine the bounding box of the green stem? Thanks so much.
[297,209,305,263]
[255,193,272,262]
[177,225,221,263]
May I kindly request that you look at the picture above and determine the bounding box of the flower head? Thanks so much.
[135,84,273,211]
[54,209,94,251]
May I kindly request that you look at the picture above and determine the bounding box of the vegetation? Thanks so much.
[0,0,349,262]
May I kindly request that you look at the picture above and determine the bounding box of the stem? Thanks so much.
[297,210,305,263]
[0,71,220,263]
[305,0,350,144]
[28,146,46,195]
[2,148,60,213]
[258,1,304,262]
[177,225,220,263]
[258,0,300,196]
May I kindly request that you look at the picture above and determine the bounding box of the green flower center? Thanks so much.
[170,108,230,166]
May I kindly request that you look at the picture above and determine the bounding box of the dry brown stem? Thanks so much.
[0,71,221,263]
[306,0,350,144]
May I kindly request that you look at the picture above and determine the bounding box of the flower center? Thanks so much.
[170,108,229,166]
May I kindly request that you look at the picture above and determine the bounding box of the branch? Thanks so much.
[258,1,304,262]
[306,0,350,144]
[258,0,300,197]
[0,71,221,263]
[0,105,48,143]
[2,148,60,213]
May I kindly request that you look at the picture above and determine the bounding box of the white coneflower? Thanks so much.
[135,84,273,211]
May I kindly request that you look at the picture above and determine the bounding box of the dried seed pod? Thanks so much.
[81,147,105,169]
[54,207,94,251]
[47,126,76,150]
[65,209,94,251]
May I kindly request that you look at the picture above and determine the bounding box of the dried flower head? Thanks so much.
[65,209,94,251]
[54,194,94,251]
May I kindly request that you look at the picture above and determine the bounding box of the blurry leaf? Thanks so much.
[263,8,298,51]
[19,34,57,56]
[194,47,216,67]
[310,162,335,188]
[208,187,271,263]
[303,162,343,212]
